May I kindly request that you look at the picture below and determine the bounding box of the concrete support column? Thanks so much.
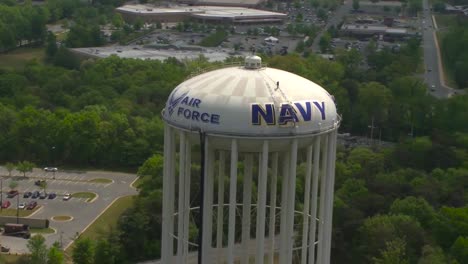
[286,139,298,263]
[324,131,338,264]
[317,135,329,264]
[241,154,253,264]
[183,139,191,261]
[201,137,215,264]
[278,152,290,264]
[216,151,225,251]
[308,136,321,264]
[301,145,313,264]
[255,141,269,264]
[161,125,175,263]
[268,152,279,264]
[227,139,238,264]
[177,132,186,264]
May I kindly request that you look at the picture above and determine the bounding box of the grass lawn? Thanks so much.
[0,47,45,69]
[132,176,143,188]
[30,227,55,234]
[0,208,37,217]
[80,195,135,240]
[64,195,136,258]
[72,192,96,202]
[435,31,459,89]
[51,215,72,221]
[434,14,458,29]
[1,254,29,264]
[88,178,112,184]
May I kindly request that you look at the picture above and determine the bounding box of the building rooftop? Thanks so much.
[72,46,248,62]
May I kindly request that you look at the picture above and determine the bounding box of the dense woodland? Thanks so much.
[0,0,467,263]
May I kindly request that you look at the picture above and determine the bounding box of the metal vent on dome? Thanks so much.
[244,55,262,69]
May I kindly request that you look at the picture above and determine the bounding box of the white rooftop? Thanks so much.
[117,4,286,18]
[72,46,247,62]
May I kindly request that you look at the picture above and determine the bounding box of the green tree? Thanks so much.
[27,234,47,264]
[418,245,446,264]
[72,238,94,264]
[319,32,331,53]
[373,238,409,264]
[47,242,64,264]
[8,180,18,190]
[16,161,35,178]
[39,180,47,194]
[5,162,15,177]
[390,196,435,228]
[353,0,360,10]
[94,237,120,264]
[451,236,468,264]
[45,31,58,59]
[358,214,424,263]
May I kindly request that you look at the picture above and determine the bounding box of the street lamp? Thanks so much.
[51,146,56,180]
[16,193,19,224]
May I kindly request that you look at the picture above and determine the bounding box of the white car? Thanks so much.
[44,167,58,172]
[63,193,71,201]
[18,203,26,209]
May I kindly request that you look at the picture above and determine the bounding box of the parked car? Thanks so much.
[6,190,19,198]
[26,201,37,210]
[34,180,46,186]
[31,191,40,199]
[43,167,58,172]
[48,193,56,199]
[3,223,30,239]
[63,193,71,201]
[39,192,47,199]
[2,201,11,209]
[23,191,32,198]
[18,203,26,209]
[0,245,10,252]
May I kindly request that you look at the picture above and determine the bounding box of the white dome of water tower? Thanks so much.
[161,56,340,264]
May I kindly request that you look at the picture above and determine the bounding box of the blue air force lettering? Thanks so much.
[251,101,326,125]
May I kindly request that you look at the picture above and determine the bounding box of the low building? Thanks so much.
[341,23,409,39]
[116,4,286,24]
[178,0,265,8]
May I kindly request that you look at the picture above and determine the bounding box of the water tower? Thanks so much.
[160,56,340,264]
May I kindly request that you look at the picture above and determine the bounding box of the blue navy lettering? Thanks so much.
[251,104,275,125]
[251,101,326,125]
[278,104,299,125]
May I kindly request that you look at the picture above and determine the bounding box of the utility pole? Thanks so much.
[1,177,3,212]
[16,194,19,224]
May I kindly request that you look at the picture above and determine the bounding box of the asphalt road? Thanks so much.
[0,168,138,254]
[420,0,465,98]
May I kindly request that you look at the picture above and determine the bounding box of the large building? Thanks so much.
[341,23,410,39]
[160,56,340,264]
[116,4,286,24]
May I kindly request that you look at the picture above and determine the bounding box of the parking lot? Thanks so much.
[0,167,138,253]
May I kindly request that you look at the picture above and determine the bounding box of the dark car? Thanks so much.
[23,191,32,198]
[0,245,10,253]
[48,193,56,199]
[27,201,37,210]
[31,191,40,199]
[34,180,46,186]
[6,190,19,198]
[39,192,47,199]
